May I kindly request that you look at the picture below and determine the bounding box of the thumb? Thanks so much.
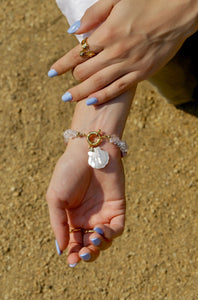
[46,191,70,254]
[74,0,120,34]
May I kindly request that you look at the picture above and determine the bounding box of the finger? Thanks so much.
[89,232,112,250]
[72,210,125,263]
[74,0,120,34]
[86,71,141,105]
[48,44,84,76]
[93,214,125,241]
[46,190,69,254]
[67,231,83,267]
[62,63,125,103]
[79,245,100,263]
[73,36,143,82]
[72,51,108,82]
[48,39,102,77]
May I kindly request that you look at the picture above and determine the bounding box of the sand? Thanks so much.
[0,1,198,299]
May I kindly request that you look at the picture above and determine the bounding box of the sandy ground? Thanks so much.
[0,1,198,299]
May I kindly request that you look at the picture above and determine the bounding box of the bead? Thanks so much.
[109,135,128,156]
[63,129,78,143]
[63,129,128,162]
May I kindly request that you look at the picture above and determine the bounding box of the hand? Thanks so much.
[46,138,125,266]
[49,0,198,105]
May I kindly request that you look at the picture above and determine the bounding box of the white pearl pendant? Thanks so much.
[88,147,109,169]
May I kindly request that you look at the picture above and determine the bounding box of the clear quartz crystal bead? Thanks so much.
[109,136,128,156]
[109,136,120,143]
[63,129,78,143]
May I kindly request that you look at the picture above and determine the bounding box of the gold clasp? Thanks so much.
[87,130,102,147]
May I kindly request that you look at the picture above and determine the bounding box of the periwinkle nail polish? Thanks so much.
[55,240,62,256]
[62,92,73,102]
[69,263,77,268]
[86,97,98,106]
[48,69,58,78]
[94,227,104,235]
[91,237,101,246]
[67,20,81,34]
[80,253,91,261]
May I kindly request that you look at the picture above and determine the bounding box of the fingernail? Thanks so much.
[55,240,62,256]
[62,92,73,102]
[80,253,91,261]
[91,237,101,246]
[48,69,58,77]
[67,20,81,34]
[94,227,104,235]
[69,263,77,268]
[86,97,98,106]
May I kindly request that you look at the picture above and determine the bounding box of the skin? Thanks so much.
[50,0,198,105]
[46,89,135,266]
[47,0,198,266]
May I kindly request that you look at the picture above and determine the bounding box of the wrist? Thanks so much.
[71,89,136,138]
[64,128,127,159]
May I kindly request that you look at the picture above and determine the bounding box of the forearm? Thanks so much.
[70,89,136,137]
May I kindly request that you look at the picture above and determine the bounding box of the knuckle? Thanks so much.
[73,66,85,82]
[72,85,84,100]
[94,73,105,88]
[116,79,128,91]
[102,25,116,44]
[98,89,109,103]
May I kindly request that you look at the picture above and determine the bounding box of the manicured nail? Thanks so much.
[67,20,81,34]
[48,69,58,78]
[80,253,91,261]
[62,92,73,102]
[86,97,98,106]
[94,227,104,235]
[69,263,77,268]
[55,240,62,256]
[91,237,101,246]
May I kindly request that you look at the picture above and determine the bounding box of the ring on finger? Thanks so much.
[69,228,95,234]
[79,38,96,58]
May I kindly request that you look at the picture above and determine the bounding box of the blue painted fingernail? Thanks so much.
[48,69,58,77]
[55,240,62,256]
[80,253,91,261]
[91,237,101,246]
[94,227,104,235]
[62,92,73,102]
[69,263,77,268]
[67,20,81,34]
[86,97,98,106]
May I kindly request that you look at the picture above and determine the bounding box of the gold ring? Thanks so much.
[79,38,96,58]
[69,228,95,234]
[84,229,95,234]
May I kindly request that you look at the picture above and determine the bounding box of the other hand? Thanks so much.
[49,0,198,105]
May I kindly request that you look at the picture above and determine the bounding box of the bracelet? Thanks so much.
[63,129,128,169]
